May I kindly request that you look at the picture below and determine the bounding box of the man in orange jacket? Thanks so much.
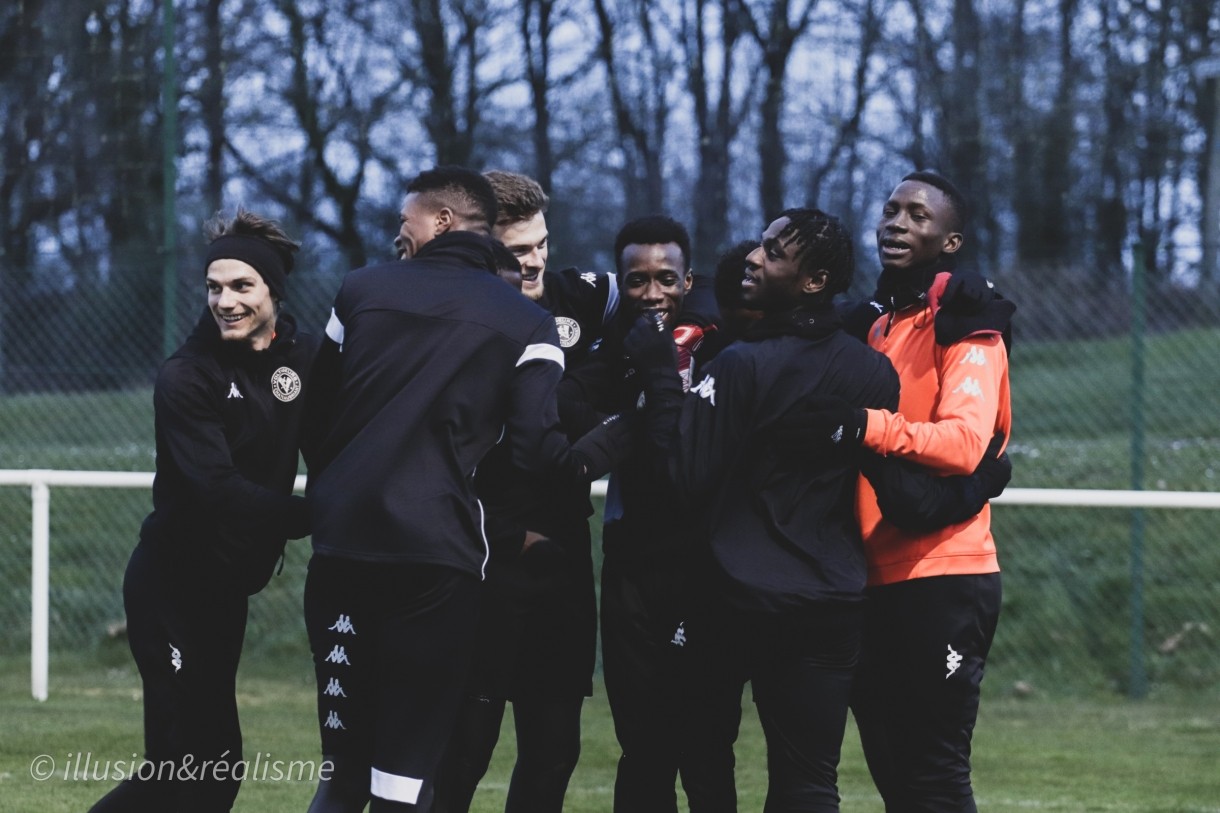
[796,170,1012,812]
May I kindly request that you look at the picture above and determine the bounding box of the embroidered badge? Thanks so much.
[555,316,581,348]
[271,366,302,402]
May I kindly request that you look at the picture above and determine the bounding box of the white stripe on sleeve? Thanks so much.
[516,342,565,369]
[370,768,423,805]
[325,308,345,346]
[603,273,620,324]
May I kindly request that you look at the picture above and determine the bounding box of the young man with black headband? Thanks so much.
[89,209,319,813]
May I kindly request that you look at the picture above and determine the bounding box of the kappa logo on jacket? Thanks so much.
[580,271,598,286]
[952,376,984,399]
[226,382,243,400]
[946,644,963,678]
[169,643,182,673]
[960,346,988,367]
[692,374,717,405]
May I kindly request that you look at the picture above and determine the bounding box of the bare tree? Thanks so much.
[738,0,820,218]
[682,0,752,270]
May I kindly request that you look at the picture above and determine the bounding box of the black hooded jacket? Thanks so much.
[139,308,320,595]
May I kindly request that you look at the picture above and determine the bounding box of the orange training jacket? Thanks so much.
[856,272,1012,586]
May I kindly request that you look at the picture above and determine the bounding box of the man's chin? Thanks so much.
[521,278,545,301]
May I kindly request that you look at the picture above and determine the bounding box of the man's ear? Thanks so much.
[435,207,455,234]
[942,231,964,256]
[803,268,829,295]
[684,270,693,292]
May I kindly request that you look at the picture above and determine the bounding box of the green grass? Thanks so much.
[2,658,1218,812]
[2,326,1220,808]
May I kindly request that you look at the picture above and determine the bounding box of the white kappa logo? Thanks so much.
[692,374,717,405]
[952,376,984,399]
[328,614,357,635]
[323,677,347,697]
[946,644,963,678]
[670,622,687,647]
[580,271,598,286]
[324,710,346,730]
[226,382,243,399]
[271,366,302,402]
[554,316,581,348]
[169,643,182,673]
[324,645,351,666]
[960,347,988,366]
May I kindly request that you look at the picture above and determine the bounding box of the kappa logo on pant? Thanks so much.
[324,645,351,666]
[670,621,687,647]
[323,677,347,698]
[169,643,182,673]
[328,614,357,635]
[324,710,346,730]
[946,644,963,679]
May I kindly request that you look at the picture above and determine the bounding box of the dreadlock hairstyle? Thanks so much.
[902,170,969,233]
[613,215,692,274]
[406,165,499,233]
[774,207,855,297]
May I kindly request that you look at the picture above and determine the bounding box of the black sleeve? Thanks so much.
[301,333,342,471]
[156,360,310,540]
[557,342,620,437]
[859,446,1010,533]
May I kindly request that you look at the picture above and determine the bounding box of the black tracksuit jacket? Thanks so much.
[139,309,319,595]
[306,232,580,576]
[652,304,900,611]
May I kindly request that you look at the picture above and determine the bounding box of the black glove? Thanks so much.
[570,412,634,481]
[940,271,995,315]
[771,395,867,457]
[839,297,888,342]
[973,432,1012,499]
[623,311,678,374]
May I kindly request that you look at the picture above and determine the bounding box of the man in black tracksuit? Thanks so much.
[433,171,621,813]
[620,208,898,812]
[555,215,722,812]
[90,209,317,813]
[302,166,611,813]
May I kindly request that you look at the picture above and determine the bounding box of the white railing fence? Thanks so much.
[3,469,1219,701]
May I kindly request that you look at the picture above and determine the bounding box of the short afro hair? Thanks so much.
[484,170,549,228]
[902,170,968,232]
[613,215,691,274]
[774,208,855,297]
[406,165,498,232]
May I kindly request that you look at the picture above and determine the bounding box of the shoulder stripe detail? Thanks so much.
[603,273,620,324]
[517,342,565,369]
[370,768,423,805]
[325,309,344,345]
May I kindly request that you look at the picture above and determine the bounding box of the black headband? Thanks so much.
[204,234,291,299]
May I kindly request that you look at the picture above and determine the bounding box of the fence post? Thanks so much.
[31,476,50,702]
[1128,243,1148,699]
[161,0,179,359]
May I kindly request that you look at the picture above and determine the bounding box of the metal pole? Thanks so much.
[31,479,50,702]
[161,0,179,359]
[1128,243,1147,699]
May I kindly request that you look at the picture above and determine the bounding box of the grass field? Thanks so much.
[1,327,1219,809]
[1,657,1218,812]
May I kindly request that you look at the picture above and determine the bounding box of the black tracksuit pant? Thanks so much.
[674,588,866,813]
[304,555,480,813]
[89,541,248,813]
[851,573,1002,813]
